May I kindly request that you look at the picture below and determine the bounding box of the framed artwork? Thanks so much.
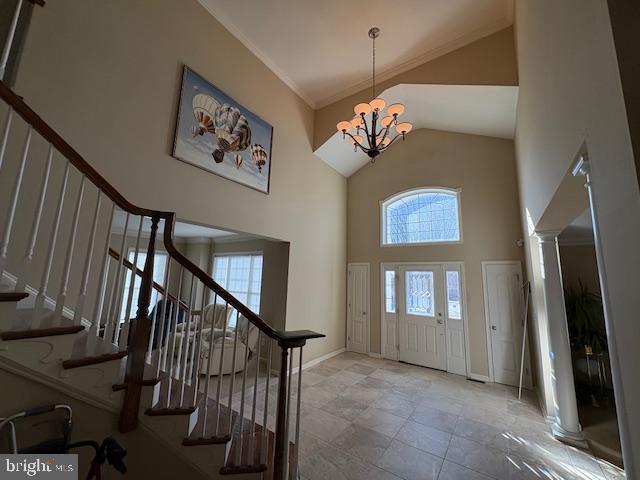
[173,66,273,194]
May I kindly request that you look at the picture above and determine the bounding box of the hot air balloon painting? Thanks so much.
[250,144,268,173]
[173,66,273,194]
[212,104,252,163]
[191,93,219,137]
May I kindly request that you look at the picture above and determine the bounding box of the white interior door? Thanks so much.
[398,265,446,370]
[483,262,525,386]
[347,263,369,354]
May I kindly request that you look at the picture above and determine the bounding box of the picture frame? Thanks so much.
[172,66,273,194]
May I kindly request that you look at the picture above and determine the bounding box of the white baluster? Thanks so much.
[91,202,115,334]
[54,175,85,321]
[146,289,160,364]
[178,274,195,406]
[212,299,228,436]
[165,267,184,406]
[292,347,303,480]
[118,215,143,347]
[0,0,23,79]
[227,310,241,434]
[157,259,173,374]
[73,191,102,324]
[189,284,208,406]
[284,348,294,480]
[104,212,130,343]
[149,257,171,367]
[15,143,53,292]
[250,332,262,437]
[261,339,273,463]
[201,292,219,438]
[0,108,14,172]
[34,161,69,312]
[237,319,251,465]
[0,126,31,275]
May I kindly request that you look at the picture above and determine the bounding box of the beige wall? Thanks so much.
[13,0,347,364]
[313,27,518,150]
[515,0,640,472]
[348,128,523,378]
[0,369,209,480]
[211,238,290,332]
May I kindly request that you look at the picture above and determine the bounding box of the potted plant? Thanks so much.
[564,281,607,354]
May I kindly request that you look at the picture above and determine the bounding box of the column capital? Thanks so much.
[534,230,563,242]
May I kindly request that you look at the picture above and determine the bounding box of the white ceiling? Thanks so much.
[198,0,514,108]
[315,84,518,177]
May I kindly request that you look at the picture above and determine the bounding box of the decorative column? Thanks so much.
[535,230,588,448]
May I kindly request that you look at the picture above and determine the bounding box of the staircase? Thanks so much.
[0,3,323,478]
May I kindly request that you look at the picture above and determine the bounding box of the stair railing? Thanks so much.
[0,63,321,480]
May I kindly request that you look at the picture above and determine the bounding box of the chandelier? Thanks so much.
[336,27,413,162]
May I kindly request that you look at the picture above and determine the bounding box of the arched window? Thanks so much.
[381,188,462,245]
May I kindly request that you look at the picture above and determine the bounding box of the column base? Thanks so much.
[551,422,589,449]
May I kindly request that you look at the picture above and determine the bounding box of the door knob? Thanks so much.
[437,319,444,325]
[491,325,497,331]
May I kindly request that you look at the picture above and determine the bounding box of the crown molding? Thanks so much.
[314,17,514,108]
[197,0,317,109]
[198,0,514,110]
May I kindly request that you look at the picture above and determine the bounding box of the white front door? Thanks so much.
[347,263,369,354]
[398,265,446,370]
[483,262,525,386]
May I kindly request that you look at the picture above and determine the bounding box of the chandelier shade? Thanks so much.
[335,27,413,161]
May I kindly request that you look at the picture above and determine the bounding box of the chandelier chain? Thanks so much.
[372,33,376,99]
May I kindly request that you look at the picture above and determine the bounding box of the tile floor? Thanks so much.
[283,352,626,480]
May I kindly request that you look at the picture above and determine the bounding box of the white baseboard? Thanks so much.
[468,373,491,383]
[368,352,382,359]
[294,347,346,374]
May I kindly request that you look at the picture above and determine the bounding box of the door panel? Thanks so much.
[348,264,369,354]
[398,266,446,370]
[484,263,524,386]
[445,267,467,375]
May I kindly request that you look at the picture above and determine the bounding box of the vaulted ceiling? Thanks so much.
[198,0,514,108]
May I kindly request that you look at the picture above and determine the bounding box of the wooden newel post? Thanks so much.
[118,215,159,433]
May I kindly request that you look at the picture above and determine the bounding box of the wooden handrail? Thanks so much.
[0,80,323,347]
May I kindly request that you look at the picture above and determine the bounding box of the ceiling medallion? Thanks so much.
[336,27,413,163]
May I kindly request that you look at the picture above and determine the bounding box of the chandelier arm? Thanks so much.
[359,114,371,145]
[379,133,403,150]
[343,131,368,151]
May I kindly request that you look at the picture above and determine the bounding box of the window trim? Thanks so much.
[380,186,463,247]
